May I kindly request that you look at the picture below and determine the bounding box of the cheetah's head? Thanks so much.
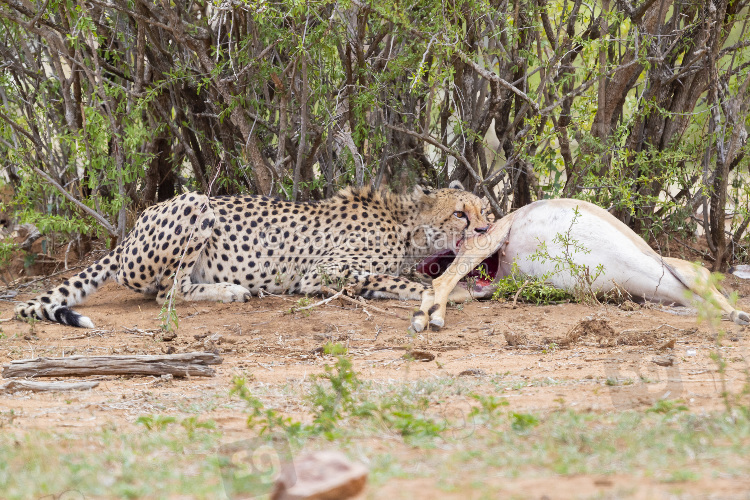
[413,180,491,254]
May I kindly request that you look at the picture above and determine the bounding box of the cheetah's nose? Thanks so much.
[475,225,490,234]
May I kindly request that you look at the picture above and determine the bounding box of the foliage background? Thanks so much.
[1,0,749,269]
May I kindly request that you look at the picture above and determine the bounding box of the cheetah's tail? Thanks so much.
[15,303,96,328]
[14,248,120,328]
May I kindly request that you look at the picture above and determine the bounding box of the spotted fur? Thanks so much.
[15,185,489,328]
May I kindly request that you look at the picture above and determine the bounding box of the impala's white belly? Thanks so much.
[500,200,689,304]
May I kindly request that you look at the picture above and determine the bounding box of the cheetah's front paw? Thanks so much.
[218,284,252,303]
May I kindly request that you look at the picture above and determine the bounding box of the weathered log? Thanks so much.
[2,352,222,378]
[0,379,99,393]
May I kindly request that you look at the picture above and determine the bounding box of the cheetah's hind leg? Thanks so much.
[354,275,428,300]
[294,265,427,301]
[153,205,251,305]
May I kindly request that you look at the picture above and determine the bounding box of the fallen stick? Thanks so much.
[2,352,222,378]
[61,334,89,340]
[289,288,346,313]
[511,280,529,309]
[123,327,158,337]
[0,379,99,393]
[320,286,407,320]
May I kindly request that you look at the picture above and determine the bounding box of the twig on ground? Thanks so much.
[380,303,417,310]
[289,288,346,312]
[512,280,530,309]
[653,323,689,332]
[62,329,109,340]
[320,286,407,319]
[61,334,88,340]
[123,327,159,337]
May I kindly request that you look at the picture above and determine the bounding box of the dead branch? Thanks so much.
[288,288,346,313]
[512,280,530,309]
[320,286,407,320]
[2,352,222,378]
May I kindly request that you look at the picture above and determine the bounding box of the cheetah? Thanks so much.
[15,183,490,328]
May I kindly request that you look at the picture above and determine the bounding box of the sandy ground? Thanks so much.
[1,262,749,499]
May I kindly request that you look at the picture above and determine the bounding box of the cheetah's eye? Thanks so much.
[453,210,466,218]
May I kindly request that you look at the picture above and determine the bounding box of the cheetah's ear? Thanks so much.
[412,185,437,211]
[448,180,465,190]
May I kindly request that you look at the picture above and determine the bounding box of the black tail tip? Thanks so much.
[54,307,94,328]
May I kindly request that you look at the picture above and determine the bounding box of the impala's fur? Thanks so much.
[412,199,749,332]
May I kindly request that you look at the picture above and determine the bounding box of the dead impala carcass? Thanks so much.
[412,199,749,332]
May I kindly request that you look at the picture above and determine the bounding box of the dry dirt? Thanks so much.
[1,259,750,499]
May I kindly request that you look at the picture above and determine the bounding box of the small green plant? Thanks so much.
[231,347,478,443]
[0,409,16,427]
[230,377,303,437]
[663,469,700,483]
[383,408,445,438]
[274,271,286,286]
[24,316,38,336]
[322,342,348,356]
[482,263,573,305]
[542,342,559,354]
[509,412,539,432]
[0,239,16,267]
[290,296,313,315]
[159,283,179,333]
[529,206,605,303]
[307,343,374,437]
[319,266,348,290]
[605,377,634,386]
[647,399,689,415]
[469,393,509,424]
[180,416,216,438]
[136,415,177,431]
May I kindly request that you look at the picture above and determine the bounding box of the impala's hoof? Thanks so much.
[411,311,427,333]
[429,317,444,330]
[731,310,750,325]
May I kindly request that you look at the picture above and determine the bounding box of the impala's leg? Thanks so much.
[411,284,477,332]
[411,220,512,332]
[425,260,486,329]
[411,289,435,332]
[665,258,750,325]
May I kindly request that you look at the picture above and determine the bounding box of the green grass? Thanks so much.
[2,380,750,499]
[0,426,224,499]
[486,268,574,305]
[2,331,749,499]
